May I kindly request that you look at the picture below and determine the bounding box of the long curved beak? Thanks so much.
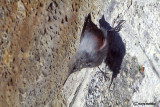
[63,73,70,85]
[63,53,77,85]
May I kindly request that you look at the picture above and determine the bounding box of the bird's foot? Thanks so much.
[98,67,110,81]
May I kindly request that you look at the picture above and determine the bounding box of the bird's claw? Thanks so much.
[98,67,110,81]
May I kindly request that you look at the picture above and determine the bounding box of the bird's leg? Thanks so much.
[98,66,109,81]
[105,63,107,73]
[109,20,126,32]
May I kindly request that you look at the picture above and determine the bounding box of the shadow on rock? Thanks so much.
[99,15,126,88]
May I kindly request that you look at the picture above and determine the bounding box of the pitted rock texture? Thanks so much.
[0,0,104,107]
[0,0,160,107]
[85,54,144,107]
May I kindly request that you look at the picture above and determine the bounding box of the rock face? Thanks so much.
[0,0,160,107]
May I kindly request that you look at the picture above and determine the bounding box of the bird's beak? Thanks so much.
[63,54,77,85]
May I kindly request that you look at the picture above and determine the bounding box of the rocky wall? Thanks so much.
[0,0,160,107]
[0,0,104,106]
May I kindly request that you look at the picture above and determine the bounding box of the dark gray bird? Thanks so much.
[63,13,108,85]
[63,13,125,85]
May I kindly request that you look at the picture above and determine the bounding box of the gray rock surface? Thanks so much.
[63,0,160,107]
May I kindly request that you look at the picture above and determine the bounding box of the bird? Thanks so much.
[63,13,108,85]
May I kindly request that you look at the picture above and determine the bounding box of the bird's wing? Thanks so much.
[80,13,92,42]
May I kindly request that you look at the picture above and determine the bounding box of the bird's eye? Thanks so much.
[73,66,76,70]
